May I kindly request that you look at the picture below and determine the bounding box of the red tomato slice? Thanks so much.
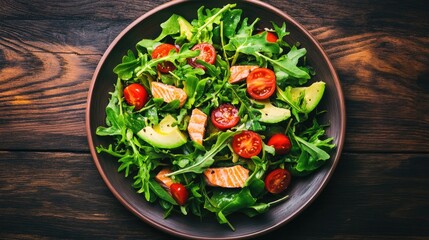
[151,43,178,73]
[188,43,216,69]
[232,130,263,158]
[170,183,188,206]
[123,83,149,110]
[264,168,291,194]
[246,68,276,100]
[211,104,240,130]
[267,133,292,155]
[260,31,278,43]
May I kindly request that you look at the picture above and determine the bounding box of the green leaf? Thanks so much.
[288,123,335,174]
[154,14,180,42]
[204,188,257,230]
[272,22,290,43]
[276,86,306,114]
[222,9,242,39]
[295,135,330,160]
[136,39,159,55]
[113,50,140,80]
[167,130,239,176]
[191,4,237,43]
[149,179,177,205]
[135,48,199,77]
[256,49,310,86]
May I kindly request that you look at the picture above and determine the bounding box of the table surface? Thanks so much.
[1,0,428,239]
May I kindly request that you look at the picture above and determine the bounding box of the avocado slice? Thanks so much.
[289,81,326,113]
[256,100,291,124]
[178,16,193,41]
[137,115,187,149]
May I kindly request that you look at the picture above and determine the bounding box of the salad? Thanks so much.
[96,4,335,230]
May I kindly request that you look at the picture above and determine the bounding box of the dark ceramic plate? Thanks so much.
[86,0,346,239]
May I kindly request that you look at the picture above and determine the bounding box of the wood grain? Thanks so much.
[0,151,427,239]
[0,35,97,151]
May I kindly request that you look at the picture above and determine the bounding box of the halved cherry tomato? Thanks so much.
[246,68,276,100]
[170,183,189,206]
[211,103,240,130]
[187,43,216,69]
[151,43,178,73]
[267,133,292,155]
[264,168,291,194]
[123,83,149,110]
[232,130,263,158]
[259,31,278,43]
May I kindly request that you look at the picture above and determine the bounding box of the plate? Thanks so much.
[86,0,345,239]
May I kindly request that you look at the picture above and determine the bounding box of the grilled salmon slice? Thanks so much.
[203,165,249,188]
[151,81,187,107]
[187,108,207,145]
[228,65,258,83]
[155,168,174,189]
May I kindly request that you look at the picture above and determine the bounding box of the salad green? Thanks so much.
[96,4,335,230]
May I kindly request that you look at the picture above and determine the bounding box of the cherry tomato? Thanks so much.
[170,183,189,206]
[187,43,216,69]
[246,68,276,100]
[259,31,278,43]
[123,83,149,110]
[267,133,292,155]
[264,168,291,194]
[151,43,178,73]
[232,130,263,158]
[211,104,240,130]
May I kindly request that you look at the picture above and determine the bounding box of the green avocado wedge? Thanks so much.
[277,81,326,114]
[290,81,326,113]
[256,100,291,124]
[137,115,187,149]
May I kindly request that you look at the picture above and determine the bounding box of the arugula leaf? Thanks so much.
[241,194,289,217]
[166,130,238,176]
[288,123,335,174]
[113,50,140,80]
[222,9,242,39]
[204,188,256,230]
[96,78,126,140]
[135,48,199,77]
[191,4,236,43]
[136,39,159,55]
[227,83,263,131]
[272,22,290,46]
[223,17,282,66]
[154,14,181,42]
[256,49,310,86]
[276,86,306,115]
[188,77,211,109]
[149,179,177,205]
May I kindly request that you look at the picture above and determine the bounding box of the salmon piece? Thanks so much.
[151,81,187,107]
[155,168,174,189]
[203,165,249,188]
[228,65,259,83]
[187,108,207,145]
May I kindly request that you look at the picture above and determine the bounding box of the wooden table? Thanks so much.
[1,0,428,239]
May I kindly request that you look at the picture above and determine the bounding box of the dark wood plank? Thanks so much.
[0,20,129,53]
[1,0,428,33]
[0,0,169,20]
[0,36,98,151]
[0,151,172,239]
[0,151,427,239]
